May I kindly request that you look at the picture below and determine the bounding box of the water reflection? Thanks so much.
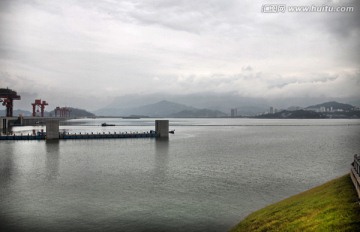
[45,140,60,181]
[154,138,169,181]
[0,144,14,184]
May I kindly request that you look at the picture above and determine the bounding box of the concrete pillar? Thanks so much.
[46,120,59,140]
[0,117,6,130]
[155,120,169,138]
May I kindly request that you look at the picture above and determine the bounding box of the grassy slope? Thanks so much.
[230,175,360,232]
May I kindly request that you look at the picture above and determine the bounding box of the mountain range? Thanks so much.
[94,99,359,118]
[94,92,360,117]
[256,101,360,119]
[95,92,269,116]
[306,101,355,111]
[2,96,359,118]
[0,107,95,118]
[94,100,227,117]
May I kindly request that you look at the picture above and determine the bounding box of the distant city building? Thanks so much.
[320,106,326,112]
[231,108,238,117]
[269,106,274,114]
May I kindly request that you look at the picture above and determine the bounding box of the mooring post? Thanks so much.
[46,120,59,140]
[155,120,169,138]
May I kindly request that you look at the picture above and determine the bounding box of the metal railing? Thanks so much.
[350,154,360,199]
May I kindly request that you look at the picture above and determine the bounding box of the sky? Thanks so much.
[0,0,359,110]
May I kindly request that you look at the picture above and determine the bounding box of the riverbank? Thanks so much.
[230,175,360,231]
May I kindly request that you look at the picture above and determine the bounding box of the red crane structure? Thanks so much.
[55,107,71,118]
[31,99,48,117]
[0,88,21,117]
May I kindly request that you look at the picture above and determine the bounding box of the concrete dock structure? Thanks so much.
[0,120,170,141]
[46,120,60,140]
[155,120,169,138]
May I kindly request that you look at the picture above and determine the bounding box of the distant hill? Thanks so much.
[94,100,227,117]
[287,106,303,111]
[97,93,269,116]
[47,107,95,118]
[255,110,325,119]
[1,107,94,118]
[132,100,197,117]
[306,101,354,111]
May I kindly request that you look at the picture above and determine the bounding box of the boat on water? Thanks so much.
[169,130,175,134]
[101,123,115,127]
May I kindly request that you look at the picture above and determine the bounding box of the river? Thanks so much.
[1,118,359,231]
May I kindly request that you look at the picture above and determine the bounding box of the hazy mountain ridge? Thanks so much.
[94,100,228,117]
[95,100,197,117]
[0,107,94,118]
[47,107,95,118]
[256,101,360,119]
[100,92,269,115]
[94,97,360,118]
[3,97,359,118]
[306,101,355,111]
[96,93,360,117]
[255,110,326,119]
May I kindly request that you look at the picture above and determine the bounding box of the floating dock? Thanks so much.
[0,131,158,141]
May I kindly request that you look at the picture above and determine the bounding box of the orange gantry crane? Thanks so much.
[0,88,21,117]
[31,99,48,117]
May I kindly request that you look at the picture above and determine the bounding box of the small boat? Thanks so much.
[169,130,175,134]
[101,123,115,127]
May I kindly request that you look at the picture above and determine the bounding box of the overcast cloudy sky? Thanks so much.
[0,0,359,110]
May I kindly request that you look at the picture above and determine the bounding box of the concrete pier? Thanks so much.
[1,117,7,130]
[0,131,157,140]
[155,120,169,138]
[0,120,170,141]
[46,120,59,140]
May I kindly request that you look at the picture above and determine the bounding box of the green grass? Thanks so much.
[230,175,360,232]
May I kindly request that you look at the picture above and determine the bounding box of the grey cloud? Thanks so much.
[76,0,256,34]
[0,0,359,110]
[322,0,360,37]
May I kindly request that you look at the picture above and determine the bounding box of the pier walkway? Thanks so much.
[0,131,158,141]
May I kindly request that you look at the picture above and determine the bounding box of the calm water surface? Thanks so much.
[1,118,360,231]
